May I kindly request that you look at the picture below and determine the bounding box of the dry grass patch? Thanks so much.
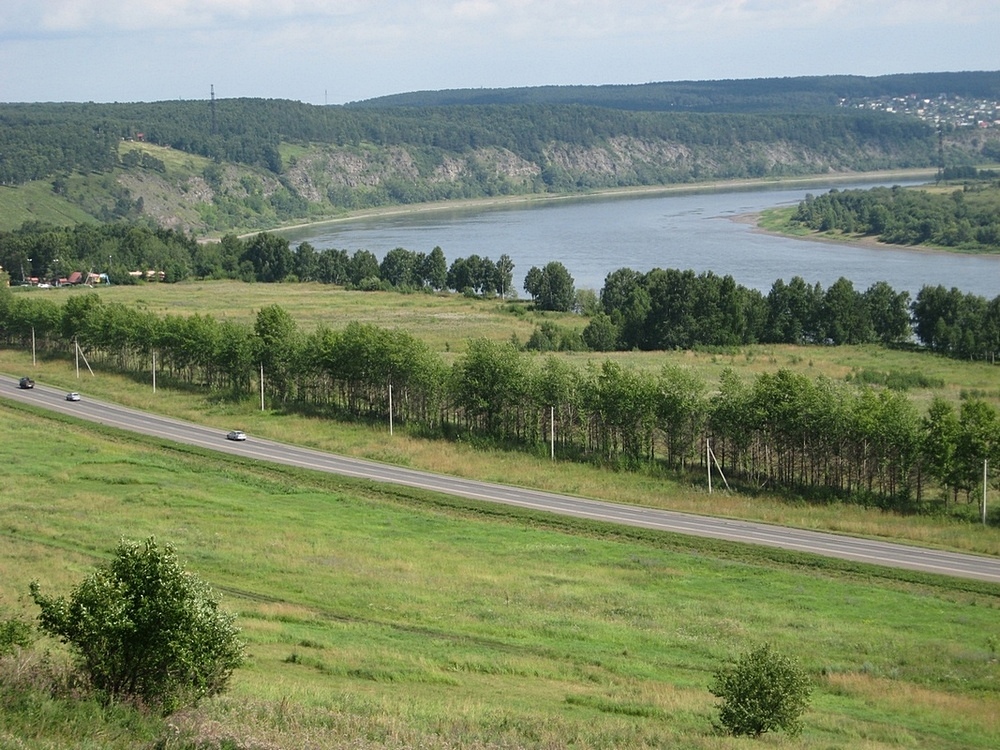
[825,672,1000,736]
[247,601,322,625]
[68,281,543,353]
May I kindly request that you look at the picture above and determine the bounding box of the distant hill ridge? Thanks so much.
[346,71,1000,111]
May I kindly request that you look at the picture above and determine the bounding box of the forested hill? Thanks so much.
[1,72,996,234]
[348,71,1000,111]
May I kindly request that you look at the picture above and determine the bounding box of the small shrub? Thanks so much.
[30,537,245,715]
[847,368,944,390]
[0,615,34,656]
[709,643,811,738]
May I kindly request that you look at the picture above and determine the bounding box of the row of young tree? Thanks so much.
[791,184,1000,251]
[2,289,997,514]
[585,267,1000,362]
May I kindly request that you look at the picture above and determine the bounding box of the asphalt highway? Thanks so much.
[5,377,1000,584]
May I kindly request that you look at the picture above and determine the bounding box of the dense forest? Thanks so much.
[1,284,997,513]
[0,99,942,186]
[349,71,1000,111]
[581,268,1000,363]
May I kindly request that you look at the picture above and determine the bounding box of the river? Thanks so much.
[281,181,1000,298]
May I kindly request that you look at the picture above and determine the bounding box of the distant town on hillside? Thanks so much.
[844,93,1000,130]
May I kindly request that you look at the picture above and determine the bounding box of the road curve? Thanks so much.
[4,377,1000,584]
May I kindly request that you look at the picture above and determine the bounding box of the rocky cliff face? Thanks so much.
[281,145,543,197]
[107,134,936,235]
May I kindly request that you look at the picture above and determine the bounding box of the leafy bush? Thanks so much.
[709,643,811,738]
[847,367,945,390]
[524,321,587,352]
[30,537,245,714]
[0,615,34,656]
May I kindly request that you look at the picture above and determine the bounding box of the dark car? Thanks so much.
[18,377,34,389]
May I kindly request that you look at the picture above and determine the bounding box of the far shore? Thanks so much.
[232,168,938,240]
[742,213,957,256]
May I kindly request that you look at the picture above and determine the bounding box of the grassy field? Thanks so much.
[2,401,999,749]
[69,280,552,355]
[116,140,215,175]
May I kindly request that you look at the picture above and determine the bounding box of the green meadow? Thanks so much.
[0,180,96,231]
[1,400,999,749]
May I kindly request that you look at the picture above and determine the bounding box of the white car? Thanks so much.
[65,392,81,401]
[226,430,247,441]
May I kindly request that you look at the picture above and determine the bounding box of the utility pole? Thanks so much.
[983,458,989,526]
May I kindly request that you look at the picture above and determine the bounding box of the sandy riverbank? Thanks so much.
[232,168,938,240]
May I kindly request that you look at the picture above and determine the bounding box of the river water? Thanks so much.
[281,181,1000,298]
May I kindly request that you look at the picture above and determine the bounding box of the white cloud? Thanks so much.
[4,1,367,34]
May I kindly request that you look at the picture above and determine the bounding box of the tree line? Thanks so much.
[1,288,997,515]
[584,266,1000,363]
[791,184,1000,251]
[0,221,519,296]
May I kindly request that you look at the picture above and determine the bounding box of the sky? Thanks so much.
[1,1,998,105]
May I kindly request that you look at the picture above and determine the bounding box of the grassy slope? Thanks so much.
[0,181,96,230]
[2,401,999,749]
[0,142,261,234]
